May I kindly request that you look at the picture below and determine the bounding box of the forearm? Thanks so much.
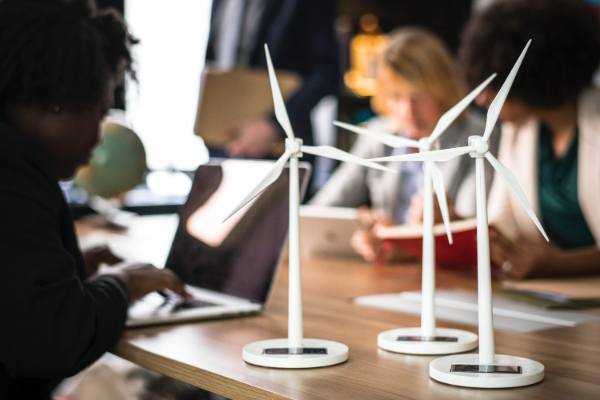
[536,245,600,278]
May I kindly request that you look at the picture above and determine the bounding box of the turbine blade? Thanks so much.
[301,145,396,173]
[222,151,292,222]
[333,121,420,149]
[485,152,549,241]
[428,161,453,244]
[428,73,497,144]
[265,44,294,139]
[482,40,531,141]
[369,146,476,163]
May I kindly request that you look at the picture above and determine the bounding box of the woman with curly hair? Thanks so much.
[0,1,188,398]
[459,0,600,279]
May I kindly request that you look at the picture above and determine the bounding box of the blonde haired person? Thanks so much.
[311,27,499,261]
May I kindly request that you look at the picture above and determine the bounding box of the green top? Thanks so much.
[538,124,596,249]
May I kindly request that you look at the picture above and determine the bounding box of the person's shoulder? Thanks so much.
[0,122,53,166]
[463,109,486,128]
[352,116,395,156]
[579,86,600,104]
[0,122,25,154]
[457,109,488,137]
[440,109,486,147]
[578,87,600,118]
[0,124,32,174]
[577,87,600,146]
[0,123,58,197]
[364,115,397,133]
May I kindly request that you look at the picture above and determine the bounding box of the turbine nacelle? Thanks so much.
[286,138,303,156]
[419,138,439,153]
[467,136,490,158]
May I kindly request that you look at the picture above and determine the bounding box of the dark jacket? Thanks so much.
[206,0,340,146]
[0,122,129,399]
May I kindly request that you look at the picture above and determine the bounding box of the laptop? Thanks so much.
[127,158,311,327]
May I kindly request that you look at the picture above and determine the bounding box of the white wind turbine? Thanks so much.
[369,40,548,388]
[224,44,395,369]
[334,72,496,355]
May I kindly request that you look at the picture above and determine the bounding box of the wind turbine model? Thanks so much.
[369,40,548,388]
[333,72,496,355]
[224,44,395,369]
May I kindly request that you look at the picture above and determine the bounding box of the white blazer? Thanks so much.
[488,88,600,246]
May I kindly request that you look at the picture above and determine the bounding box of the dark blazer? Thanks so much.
[206,0,340,146]
[0,122,129,399]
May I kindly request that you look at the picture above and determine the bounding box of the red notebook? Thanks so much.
[375,218,495,270]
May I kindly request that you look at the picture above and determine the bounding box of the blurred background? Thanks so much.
[67,0,600,218]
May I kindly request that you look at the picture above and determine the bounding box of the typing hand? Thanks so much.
[82,244,123,278]
[101,262,191,303]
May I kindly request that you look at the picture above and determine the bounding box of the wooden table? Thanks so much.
[110,253,600,400]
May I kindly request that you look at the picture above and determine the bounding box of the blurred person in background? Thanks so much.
[311,27,499,261]
[459,0,600,280]
[0,1,188,398]
[204,0,339,159]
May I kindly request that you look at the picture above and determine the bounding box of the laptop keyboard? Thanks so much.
[161,296,217,314]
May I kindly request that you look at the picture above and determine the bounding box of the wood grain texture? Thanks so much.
[110,255,600,400]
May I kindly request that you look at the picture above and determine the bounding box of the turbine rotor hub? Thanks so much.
[419,138,439,153]
[286,138,303,157]
[468,136,489,158]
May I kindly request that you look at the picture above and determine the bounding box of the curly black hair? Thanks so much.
[0,0,137,113]
[458,0,600,109]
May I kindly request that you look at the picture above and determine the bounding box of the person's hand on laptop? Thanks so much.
[224,118,279,158]
[101,262,191,303]
[82,244,123,278]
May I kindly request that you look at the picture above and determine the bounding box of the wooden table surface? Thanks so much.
[111,254,600,400]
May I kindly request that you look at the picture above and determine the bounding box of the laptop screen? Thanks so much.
[165,159,310,304]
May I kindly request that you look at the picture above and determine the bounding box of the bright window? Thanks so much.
[124,0,212,170]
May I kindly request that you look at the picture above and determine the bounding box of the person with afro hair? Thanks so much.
[0,1,188,398]
[458,0,600,280]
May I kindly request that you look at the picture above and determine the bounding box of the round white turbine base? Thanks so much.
[430,354,544,388]
[243,338,349,369]
[378,327,478,355]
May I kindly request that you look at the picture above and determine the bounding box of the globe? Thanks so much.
[74,122,147,199]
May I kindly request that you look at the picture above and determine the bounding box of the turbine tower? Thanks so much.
[224,44,395,369]
[334,72,496,354]
[369,40,548,388]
